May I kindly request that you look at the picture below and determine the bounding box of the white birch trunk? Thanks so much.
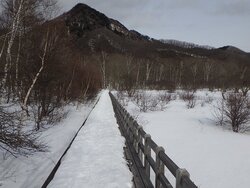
[22,30,49,114]
[0,35,7,60]
[66,63,77,99]
[191,63,198,85]
[15,32,22,81]
[158,64,164,82]
[204,61,212,83]
[136,63,141,87]
[83,78,91,99]
[146,61,152,82]
[178,61,183,87]
[3,0,24,86]
[126,54,133,76]
[100,51,107,88]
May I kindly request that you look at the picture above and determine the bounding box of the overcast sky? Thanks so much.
[58,0,250,52]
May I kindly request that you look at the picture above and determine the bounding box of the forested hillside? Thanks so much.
[51,3,250,92]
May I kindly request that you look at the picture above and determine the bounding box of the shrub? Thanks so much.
[179,91,196,109]
[157,91,172,110]
[0,106,46,157]
[214,92,250,132]
[116,91,128,106]
[133,91,158,112]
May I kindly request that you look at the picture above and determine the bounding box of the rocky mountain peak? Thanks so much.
[60,3,149,40]
[63,3,110,37]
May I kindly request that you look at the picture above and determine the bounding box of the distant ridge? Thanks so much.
[160,39,214,50]
[218,45,246,53]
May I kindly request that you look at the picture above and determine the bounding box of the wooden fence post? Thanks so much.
[155,146,165,188]
[133,121,138,152]
[125,113,130,139]
[176,168,190,188]
[138,126,143,163]
[129,117,133,142]
[144,134,151,179]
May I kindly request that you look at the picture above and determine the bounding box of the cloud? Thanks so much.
[214,0,250,16]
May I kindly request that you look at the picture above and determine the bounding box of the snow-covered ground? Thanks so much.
[0,99,97,188]
[119,90,250,188]
[47,90,132,188]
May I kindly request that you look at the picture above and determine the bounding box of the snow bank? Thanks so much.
[47,91,132,188]
[0,101,96,188]
[123,90,250,188]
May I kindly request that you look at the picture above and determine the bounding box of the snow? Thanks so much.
[0,100,97,188]
[3,88,248,188]
[121,90,250,188]
[47,90,133,188]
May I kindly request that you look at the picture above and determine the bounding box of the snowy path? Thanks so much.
[48,91,132,188]
[0,101,97,188]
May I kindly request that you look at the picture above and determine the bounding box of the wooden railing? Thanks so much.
[109,92,198,188]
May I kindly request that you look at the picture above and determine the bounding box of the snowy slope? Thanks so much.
[123,90,250,188]
[0,101,97,188]
[47,91,132,188]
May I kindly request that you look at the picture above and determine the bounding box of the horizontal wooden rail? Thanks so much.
[109,92,198,188]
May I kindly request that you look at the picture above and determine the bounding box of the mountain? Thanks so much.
[53,4,249,60]
[46,3,250,89]
[57,3,150,41]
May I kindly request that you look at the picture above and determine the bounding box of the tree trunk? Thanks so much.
[0,35,7,60]
[136,63,141,87]
[22,30,49,116]
[3,0,24,86]
[100,51,107,88]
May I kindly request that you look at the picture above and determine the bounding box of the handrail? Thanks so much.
[109,92,198,188]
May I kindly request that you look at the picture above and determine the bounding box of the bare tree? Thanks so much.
[203,60,213,83]
[0,106,46,156]
[97,51,108,88]
[157,91,172,110]
[0,34,7,60]
[213,93,226,126]
[0,0,59,87]
[135,59,142,87]
[179,90,196,109]
[240,66,247,81]
[133,91,159,112]
[2,0,24,86]
[224,92,250,132]
[214,91,250,132]
[65,62,77,100]
[240,87,249,97]
[145,59,153,84]
[190,62,198,88]
[21,29,50,116]
[158,63,164,82]
[15,31,21,81]
[125,53,134,76]
[177,61,183,87]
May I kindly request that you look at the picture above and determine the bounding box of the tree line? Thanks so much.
[91,51,250,93]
